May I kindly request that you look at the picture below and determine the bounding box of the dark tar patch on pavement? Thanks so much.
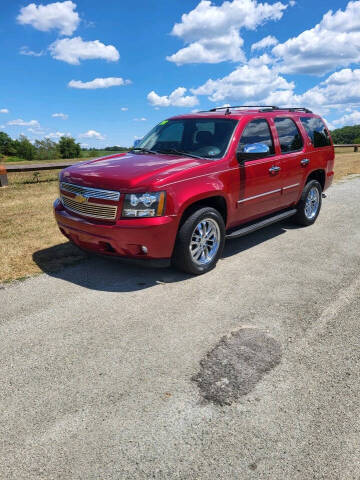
[192,328,282,406]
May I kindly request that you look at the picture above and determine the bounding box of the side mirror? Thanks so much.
[237,142,270,162]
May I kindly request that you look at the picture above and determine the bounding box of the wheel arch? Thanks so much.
[179,195,228,227]
[306,169,326,190]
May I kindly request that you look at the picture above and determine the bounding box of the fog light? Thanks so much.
[141,245,148,254]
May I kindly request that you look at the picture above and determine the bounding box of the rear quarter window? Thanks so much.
[300,117,331,148]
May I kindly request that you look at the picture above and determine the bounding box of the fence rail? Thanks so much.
[1,145,360,187]
[0,161,78,187]
[334,144,360,152]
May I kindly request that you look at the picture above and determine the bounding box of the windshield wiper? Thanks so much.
[129,147,158,154]
[157,148,203,160]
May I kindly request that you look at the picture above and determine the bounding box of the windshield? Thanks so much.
[136,118,238,159]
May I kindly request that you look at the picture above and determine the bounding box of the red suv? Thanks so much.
[54,106,334,275]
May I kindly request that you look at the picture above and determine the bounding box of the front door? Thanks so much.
[235,118,283,224]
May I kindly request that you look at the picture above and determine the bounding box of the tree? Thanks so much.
[331,125,360,144]
[0,131,17,156]
[58,136,81,159]
[353,137,360,144]
[16,135,36,161]
[34,138,59,160]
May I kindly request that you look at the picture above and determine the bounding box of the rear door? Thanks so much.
[272,116,307,207]
[235,118,283,224]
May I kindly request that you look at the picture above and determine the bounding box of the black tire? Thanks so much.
[172,207,225,275]
[293,179,322,226]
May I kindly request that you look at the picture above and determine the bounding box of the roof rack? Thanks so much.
[203,105,313,115]
[207,105,278,115]
[261,107,313,113]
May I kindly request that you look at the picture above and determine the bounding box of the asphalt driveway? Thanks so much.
[1,177,360,479]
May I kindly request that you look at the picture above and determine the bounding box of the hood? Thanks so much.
[61,152,210,191]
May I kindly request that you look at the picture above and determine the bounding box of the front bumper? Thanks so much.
[54,198,178,260]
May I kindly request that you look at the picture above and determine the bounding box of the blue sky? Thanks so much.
[0,0,360,147]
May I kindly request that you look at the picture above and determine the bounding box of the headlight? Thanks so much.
[122,192,166,217]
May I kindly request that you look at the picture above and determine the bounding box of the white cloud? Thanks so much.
[79,129,105,140]
[28,127,46,134]
[7,118,40,127]
[49,37,119,65]
[147,87,199,107]
[133,117,147,121]
[167,30,245,65]
[252,67,360,114]
[17,1,80,36]
[191,61,293,103]
[0,125,5,129]
[295,69,360,109]
[68,77,130,89]
[251,35,278,51]
[273,1,360,75]
[52,112,68,119]
[120,107,128,111]
[45,131,68,138]
[167,0,287,64]
[189,59,360,112]
[332,110,360,128]
[19,46,45,57]
[0,109,9,114]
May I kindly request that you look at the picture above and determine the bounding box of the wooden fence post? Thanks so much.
[0,165,8,187]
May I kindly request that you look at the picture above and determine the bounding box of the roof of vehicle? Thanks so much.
[171,106,320,120]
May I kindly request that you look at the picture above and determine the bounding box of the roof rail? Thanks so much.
[261,107,313,113]
[207,105,279,114]
[203,105,313,115]
[209,105,279,111]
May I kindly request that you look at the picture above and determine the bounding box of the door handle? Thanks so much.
[301,158,310,166]
[269,165,281,174]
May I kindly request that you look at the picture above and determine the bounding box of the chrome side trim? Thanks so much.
[283,183,300,190]
[60,181,120,201]
[237,188,281,203]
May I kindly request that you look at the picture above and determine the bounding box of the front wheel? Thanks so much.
[293,180,322,226]
[172,207,225,275]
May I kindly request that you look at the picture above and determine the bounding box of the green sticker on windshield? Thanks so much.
[159,120,168,125]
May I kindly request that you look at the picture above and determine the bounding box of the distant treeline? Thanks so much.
[0,131,128,161]
[330,125,360,144]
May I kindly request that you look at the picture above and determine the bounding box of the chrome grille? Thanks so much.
[60,182,120,201]
[61,194,118,220]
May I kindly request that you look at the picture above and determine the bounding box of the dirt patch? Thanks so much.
[192,328,282,406]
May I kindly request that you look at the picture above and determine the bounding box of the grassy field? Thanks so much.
[2,150,126,165]
[1,151,360,284]
[3,156,84,164]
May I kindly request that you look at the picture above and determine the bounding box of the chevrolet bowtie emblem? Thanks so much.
[75,194,88,203]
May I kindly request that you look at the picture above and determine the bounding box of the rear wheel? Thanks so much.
[172,207,225,275]
[293,180,322,226]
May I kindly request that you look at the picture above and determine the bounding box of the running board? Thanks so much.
[226,209,297,239]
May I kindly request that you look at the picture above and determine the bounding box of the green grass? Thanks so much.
[3,156,36,163]
[1,150,127,165]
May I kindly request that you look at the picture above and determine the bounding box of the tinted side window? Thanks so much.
[237,119,275,155]
[274,117,303,153]
[300,117,331,147]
